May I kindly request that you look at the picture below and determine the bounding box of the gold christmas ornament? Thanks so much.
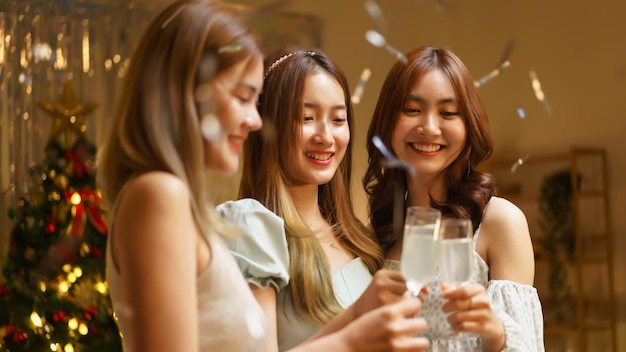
[24,247,38,262]
[54,174,69,190]
[36,81,97,148]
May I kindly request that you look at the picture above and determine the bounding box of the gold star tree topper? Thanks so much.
[36,81,97,148]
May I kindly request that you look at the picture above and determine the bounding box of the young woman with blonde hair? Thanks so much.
[98,1,266,350]
[219,47,429,352]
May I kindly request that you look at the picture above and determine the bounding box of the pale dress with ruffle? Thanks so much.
[385,226,545,351]
[218,198,373,352]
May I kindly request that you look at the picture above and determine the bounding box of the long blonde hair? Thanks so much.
[240,48,384,325]
[98,0,262,238]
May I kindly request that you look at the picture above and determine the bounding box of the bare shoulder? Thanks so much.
[481,196,535,283]
[113,171,194,244]
[482,196,528,230]
[112,171,198,274]
[120,171,190,209]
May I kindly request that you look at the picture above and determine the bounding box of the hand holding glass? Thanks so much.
[400,206,441,296]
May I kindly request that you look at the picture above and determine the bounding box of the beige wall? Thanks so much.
[230,0,626,349]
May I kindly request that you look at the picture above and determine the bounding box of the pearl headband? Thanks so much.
[263,50,318,79]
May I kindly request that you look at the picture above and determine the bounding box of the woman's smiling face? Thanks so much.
[392,68,466,179]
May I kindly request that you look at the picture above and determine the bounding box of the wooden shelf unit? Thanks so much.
[491,148,617,352]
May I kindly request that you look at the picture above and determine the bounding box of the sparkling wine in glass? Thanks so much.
[400,206,441,296]
[439,218,476,340]
[439,218,474,288]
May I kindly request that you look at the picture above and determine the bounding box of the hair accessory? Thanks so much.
[264,51,297,79]
[218,45,242,54]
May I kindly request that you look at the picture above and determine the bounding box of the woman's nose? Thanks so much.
[416,112,439,135]
[313,120,332,145]
[245,108,262,132]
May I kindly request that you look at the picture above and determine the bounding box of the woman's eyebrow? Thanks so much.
[408,95,457,105]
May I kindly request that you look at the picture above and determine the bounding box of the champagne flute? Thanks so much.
[439,218,475,340]
[400,206,441,296]
[439,218,474,288]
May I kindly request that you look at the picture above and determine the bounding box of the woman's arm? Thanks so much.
[291,296,429,352]
[306,269,409,339]
[251,286,280,352]
[113,172,200,352]
[441,197,537,351]
[482,197,535,285]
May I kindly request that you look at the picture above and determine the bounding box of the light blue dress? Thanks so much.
[385,226,545,352]
[218,198,373,352]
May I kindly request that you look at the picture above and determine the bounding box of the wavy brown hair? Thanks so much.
[98,0,262,238]
[239,47,383,325]
[363,46,495,253]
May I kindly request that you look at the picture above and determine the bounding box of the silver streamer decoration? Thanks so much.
[365,29,408,64]
[510,154,529,173]
[0,0,163,262]
[530,70,552,115]
[474,39,515,88]
[372,135,416,242]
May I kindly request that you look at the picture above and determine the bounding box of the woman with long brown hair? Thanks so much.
[364,46,544,351]
[219,47,429,352]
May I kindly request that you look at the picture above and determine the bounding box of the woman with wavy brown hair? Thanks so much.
[363,46,544,351]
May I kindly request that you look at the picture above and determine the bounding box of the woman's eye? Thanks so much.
[303,115,314,121]
[403,107,420,115]
[235,93,253,103]
[441,111,460,117]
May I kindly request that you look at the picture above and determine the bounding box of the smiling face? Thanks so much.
[203,56,264,174]
[287,71,350,186]
[391,68,466,179]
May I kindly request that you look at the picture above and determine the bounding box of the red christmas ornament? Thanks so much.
[84,306,98,320]
[53,310,67,323]
[45,221,56,235]
[90,247,102,260]
[12,332,28,344]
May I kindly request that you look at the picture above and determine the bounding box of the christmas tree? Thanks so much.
[0,82,122,351]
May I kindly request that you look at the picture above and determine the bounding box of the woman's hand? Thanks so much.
[341,295,430,352]
[352,270,409,317]
[440,283,505,352]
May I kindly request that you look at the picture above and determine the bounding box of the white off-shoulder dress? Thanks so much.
[385,226,545,352]
[218,198,373,352]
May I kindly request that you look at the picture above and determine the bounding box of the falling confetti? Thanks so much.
[351,67,371,104]
[372,136,415,176]
[474,60,510,88]
[529,70,552,115]
[371,137,413,239]
[517,108,526,118]
[364,0,387,33]
[510,154,529,173]
[200,113,221,140]
[474,39,515,88]
[365,30,408,64]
